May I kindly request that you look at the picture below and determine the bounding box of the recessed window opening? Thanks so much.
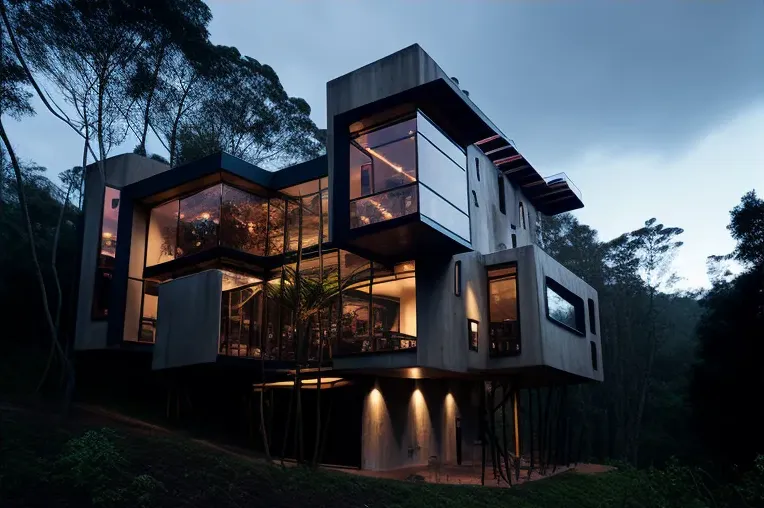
[475,157,480,181]
[498,176,506,215]
[454,260,462,296]
[588,298,597,335]
[545,277,586,335]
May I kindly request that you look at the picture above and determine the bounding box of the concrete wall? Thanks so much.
[153,269,223,370]
[75,154,169,350]
[466,145,538,255]
[361,377,480,471]
[327,44,450,243]
[485,246,603,382]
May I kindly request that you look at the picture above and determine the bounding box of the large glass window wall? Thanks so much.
[145,179,330,269]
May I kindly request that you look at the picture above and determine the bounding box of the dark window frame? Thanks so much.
[519,201,526,229]
[454,260,462,297]
[475,157,480,181]
[544,277,586,336]
[92,186,121,321]
[487,263,521,357]
[590,341,598,371]
[588,298,597,335]
[498,176,506,214]
[467,318,479,352]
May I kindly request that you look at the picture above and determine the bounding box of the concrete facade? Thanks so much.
[153,270,223,370]
[74,154,169,350]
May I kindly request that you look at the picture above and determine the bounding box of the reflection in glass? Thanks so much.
[93,187,120,318]
[354,118,416,150]
[220,283,263,357]
[547,285,577,330]
[468,320,479,351]
[285,199,300,252]
[124,278,142,341]
[280,179,320,197]
[370,136,416,195]
[178,185,220,257]
[146,200,178,267]
[341,291,371,353]
[220,184,268,255]
[349,144,372,200]
[321,188,329,244]
[350,118,417,202]
[301,193,320,248]
[350,184,417,229]
[488,265,520,357]
[267,198,285,256]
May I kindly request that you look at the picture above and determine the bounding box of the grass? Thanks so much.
[0,405,754,508]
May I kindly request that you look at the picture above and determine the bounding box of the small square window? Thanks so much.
[468,319,479,351]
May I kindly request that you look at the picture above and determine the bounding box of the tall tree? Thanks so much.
[175,46,323,169]
[691,190,764,472]
[125,0,211,156]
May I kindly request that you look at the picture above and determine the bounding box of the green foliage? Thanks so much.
[728,190,764,268]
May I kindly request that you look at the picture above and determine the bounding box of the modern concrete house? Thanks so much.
[74,45,601,474]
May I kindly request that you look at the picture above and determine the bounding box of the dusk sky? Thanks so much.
[7,0,763,289]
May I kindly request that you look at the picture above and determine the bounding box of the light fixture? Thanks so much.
[102,232,113,239]
[201,212,210,220]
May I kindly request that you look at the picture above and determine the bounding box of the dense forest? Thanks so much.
[1,0,763,504]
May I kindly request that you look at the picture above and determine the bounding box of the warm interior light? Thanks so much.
[200,212,210,220]
[365,146,416,181]
[102,232,112,239]
[301,377,342,385]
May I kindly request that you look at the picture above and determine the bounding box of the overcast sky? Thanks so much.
[7,0,763,289]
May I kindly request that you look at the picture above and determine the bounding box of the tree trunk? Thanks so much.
[0,119,69,397]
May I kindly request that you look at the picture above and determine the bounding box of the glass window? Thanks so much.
[468,319,479,351]
[417,134,468,213]
[140,280,159,343]
[475,157,480,181]
[419,184,470,241]
[416,112,465,169]
[545,277,585,334]
[285,198,300,252]
[301,193,321,248]
[220,184,268,256]
[354,117,416,150]
[321,188,329,244]
[488,265,520,357]
[178,185,220,257]
[92,186,120,319]
[588,298,597,335]
[519,202,526,229]
[350,184,417,229]
[146,200,178,267]
[350,117,417,203]
[590,341,598,371]
[280,179,320,197]
[267,198,285,256]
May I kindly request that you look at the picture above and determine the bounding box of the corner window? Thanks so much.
[468,319,479,351]
[498,176,506,215]
[590,341,598,371]
[454,260,462,296]
[92,186,120,319]
[545,277,585,335]
[588,298,597,335]
[488,264,520,357]
[349,117,418,229]
[475,157,480,181]
[519,202,526,229]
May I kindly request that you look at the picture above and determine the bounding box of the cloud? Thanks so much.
[562,100,764,289]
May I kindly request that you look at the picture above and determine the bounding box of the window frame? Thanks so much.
[519,201,526,229]
[498,175,506,215]
[590,340,598,371]
[92,185,121,320]
[487,263,521,357]
[588,298,597,335]
[475,157,480,181]
[467,318,479,352]
[454,260,462,296]
[544,277,586,336]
